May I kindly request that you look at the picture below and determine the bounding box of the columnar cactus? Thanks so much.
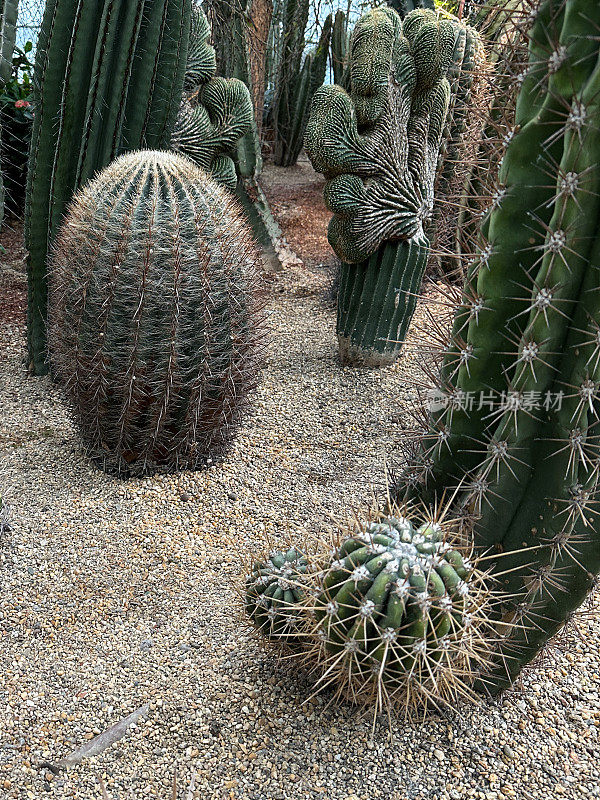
[399,0,600,693]
[273,9,333,167]
[0,0,17,90]
[48,150,263,477]
[331,10,349,87]
[0,0,18,227]
[171,3,254,191]
[305,6,459,366]
[431,23,487,275]
[25,0,192,375]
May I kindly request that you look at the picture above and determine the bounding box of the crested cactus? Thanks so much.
[171,3,253,191]
[305,6,459,366]
[397,0,600,694]
[48,150,263,477]
[273,10,333,167]
[25,0,192,375]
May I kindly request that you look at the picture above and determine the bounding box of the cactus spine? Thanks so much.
[305,7,460,367]
[399,0,600,693]
[48,150,263,477]
[25,0,192,375]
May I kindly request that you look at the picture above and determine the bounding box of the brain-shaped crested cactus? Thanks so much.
[49,150,263,477]
[171,4,253,190]
[305,6,455,263]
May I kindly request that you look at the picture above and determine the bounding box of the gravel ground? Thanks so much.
[1,238,599,800]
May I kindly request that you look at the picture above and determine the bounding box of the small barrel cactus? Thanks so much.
[245,547,310,640]
[49,150,263,477]
[242,509,492,714]
[308,515,490,710]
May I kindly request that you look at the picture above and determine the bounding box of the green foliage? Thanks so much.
[48,151,263,478]
[25,0,192,376]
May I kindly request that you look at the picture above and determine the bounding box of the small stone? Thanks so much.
[434,749,445,762]
[503,744,515,759]
[179,492,191,502]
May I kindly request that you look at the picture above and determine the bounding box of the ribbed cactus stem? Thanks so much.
[402,0,600,693]
[25,0,192,375]
[49,150,263,477]
[0,0,17,90]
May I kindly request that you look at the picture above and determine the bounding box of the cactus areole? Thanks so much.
[49,151,263,477]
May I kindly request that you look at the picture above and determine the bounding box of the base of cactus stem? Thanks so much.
[337,335,401,368]
[336,238,429,369]
[234,178,284,272]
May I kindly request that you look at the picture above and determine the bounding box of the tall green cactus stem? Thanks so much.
[25,0,192,375]
[0,0,17,90]
[402,0,600,693]
[48,150,263,477]
[0,0,18,228]
[305,7,457,367]
[171,3,253,190]
[273,11,333,167]
[331,10,349,87]
[431,23,486,275]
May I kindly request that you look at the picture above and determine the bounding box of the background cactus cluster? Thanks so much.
[170,3,254,190]
[49,150,264,477]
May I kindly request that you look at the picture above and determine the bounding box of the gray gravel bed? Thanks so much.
[0,265,598,800]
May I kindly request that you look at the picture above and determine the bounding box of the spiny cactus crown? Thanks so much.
[49,150,263,477]
[305,6,457,263]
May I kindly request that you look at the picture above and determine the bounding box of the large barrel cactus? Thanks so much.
[305,7,464,367]
[48,150,263,477]
[25,0,192,375]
